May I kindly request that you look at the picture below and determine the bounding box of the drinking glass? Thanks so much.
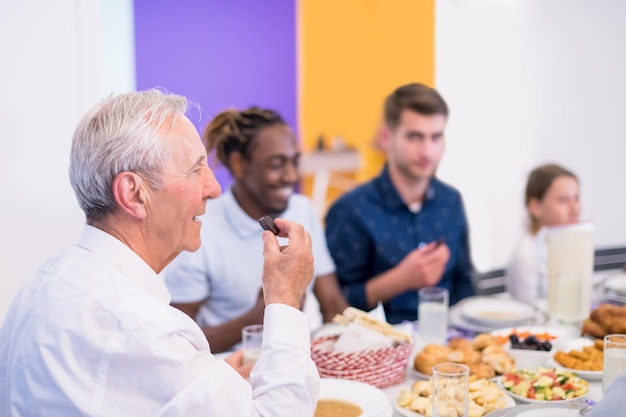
[603,334,626,394]
[432,363,469,417]
[242,324,263,366]
[418,287,449,345]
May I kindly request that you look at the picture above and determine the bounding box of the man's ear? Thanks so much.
[378,125,391,152]
[229,152,247,180]
[112,172,148,219]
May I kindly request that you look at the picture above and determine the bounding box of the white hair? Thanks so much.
[69,89,188,222]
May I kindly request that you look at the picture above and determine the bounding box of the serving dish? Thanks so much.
[603,274,626,296]
[490,326,576,346]
[449,298,548,333]
[394,379,515,417]
[545,337,603,381]
[485,402,587,417]
[489,326,578,369]
[318,378,391,417]
[393,396,516,417]
[459,297,537,328]
[602,274,626,305]
[498,368,589,404]
[499,385,588,405]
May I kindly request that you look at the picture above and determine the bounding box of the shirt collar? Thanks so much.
[375,164,437,211]
[223,188,265,239]
[77,225,171,304]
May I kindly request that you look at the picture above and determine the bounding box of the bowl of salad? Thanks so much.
[498,367,589,403]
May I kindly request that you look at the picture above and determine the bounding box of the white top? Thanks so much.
[163,188,335,328]
[506,229,548,303]
[0,225,319,417]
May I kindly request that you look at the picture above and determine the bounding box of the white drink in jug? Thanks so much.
[546,222,593,323]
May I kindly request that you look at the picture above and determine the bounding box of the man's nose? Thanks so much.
[204,168,222,199]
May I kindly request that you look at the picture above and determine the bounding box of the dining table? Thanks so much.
[376,283,620,417]
[312,280,622,417]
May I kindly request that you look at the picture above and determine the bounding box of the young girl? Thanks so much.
[507,164,581,302]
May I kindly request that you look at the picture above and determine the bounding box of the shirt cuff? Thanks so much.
[263,304,311,350]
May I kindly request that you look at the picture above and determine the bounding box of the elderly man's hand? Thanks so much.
[261,219,314,309]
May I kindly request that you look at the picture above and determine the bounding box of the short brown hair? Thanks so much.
[383,83,449,130]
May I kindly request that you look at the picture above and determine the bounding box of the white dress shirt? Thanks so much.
[0,225,319,417]
[163,189,335,328]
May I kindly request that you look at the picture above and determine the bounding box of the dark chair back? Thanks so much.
[472,268,507,295]
[594,246,626,271]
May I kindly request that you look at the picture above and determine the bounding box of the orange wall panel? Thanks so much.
[298,0,435,185]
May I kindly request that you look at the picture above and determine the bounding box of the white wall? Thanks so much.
[436,0,626,271]
[0,0,134,321]
[2,0,626,322]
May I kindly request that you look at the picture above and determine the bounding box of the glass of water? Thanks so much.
[242,324,263,366]
[603,334,626,394]
[418,286,449,345]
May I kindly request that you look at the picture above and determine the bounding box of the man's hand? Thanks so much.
[261,218,314,309]
[396,240,450,289]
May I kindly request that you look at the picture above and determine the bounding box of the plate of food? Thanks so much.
[459,297,537,328]
[490,326,575,347]
[412,335,516,380]
[498,367,589,404]
[395,377,515,417]
[489,326,578,369]
[545,337,603,380]
[316,378,391,417]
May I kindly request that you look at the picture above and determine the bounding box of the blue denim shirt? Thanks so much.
[325,165,475,323]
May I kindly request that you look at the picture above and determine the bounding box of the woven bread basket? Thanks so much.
[311,334,412,388]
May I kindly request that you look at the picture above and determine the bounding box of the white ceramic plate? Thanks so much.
[545,337,603,380]
[490,326,567,369]
[318,378,391,417]
[603,289,626,304]
[393,392,515,417]
[449,299,548,333]
[497,377,589,404]
[604,274,626,295]
[460,297,536,327]
[500,403,586,417]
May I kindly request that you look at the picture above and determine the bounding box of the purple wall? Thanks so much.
[134,0,297,188]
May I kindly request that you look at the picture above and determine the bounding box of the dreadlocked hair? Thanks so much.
[203,107,285,168]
